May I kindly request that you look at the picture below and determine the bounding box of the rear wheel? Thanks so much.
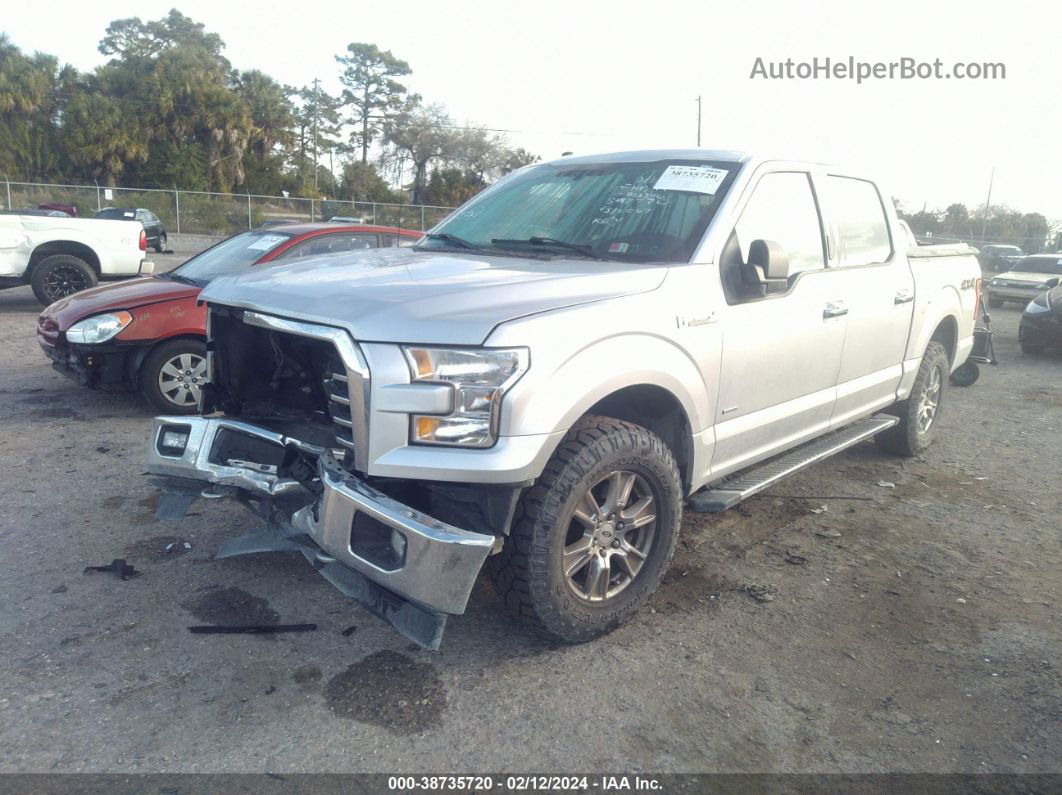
[489,415,682,642]
[876,341,949,457]
[154,232,167,254]
[1020,342,1044,355]
[30,254,97,305]
[139,339,207,415]
[987,297,1004,308]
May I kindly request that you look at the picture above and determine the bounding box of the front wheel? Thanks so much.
[139,339,207,415]
[876,341,949,457]
[489,416,682,642]
[30,254,97,305]
[1020,342,1044,355]
[987,297,1004,308]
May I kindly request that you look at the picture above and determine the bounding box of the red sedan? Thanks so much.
[36,224,422,413]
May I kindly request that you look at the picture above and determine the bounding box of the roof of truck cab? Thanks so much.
[545,149,753,166]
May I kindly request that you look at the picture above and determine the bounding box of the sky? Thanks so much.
[4,0,1060,220]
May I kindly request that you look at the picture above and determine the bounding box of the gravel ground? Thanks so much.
[0,276,1058,774]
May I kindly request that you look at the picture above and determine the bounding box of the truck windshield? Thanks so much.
[167,231,293,284]
[422,159,738,264]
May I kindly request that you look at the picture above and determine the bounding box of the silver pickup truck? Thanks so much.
[144,150,981,648]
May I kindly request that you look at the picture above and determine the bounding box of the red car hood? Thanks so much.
[40,277,202,333]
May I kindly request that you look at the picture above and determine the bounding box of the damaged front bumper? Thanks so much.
[146,416,494,649]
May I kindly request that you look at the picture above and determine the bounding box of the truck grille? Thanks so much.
[324,364,356,451]
[206,307,371,471]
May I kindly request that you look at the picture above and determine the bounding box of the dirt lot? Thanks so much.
[0,277,1058,774]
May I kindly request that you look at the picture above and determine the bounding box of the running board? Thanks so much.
[687,415,899,513]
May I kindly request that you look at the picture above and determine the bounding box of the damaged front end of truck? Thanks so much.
[145,307,511,650]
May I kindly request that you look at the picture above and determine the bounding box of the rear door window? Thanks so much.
[822,176,892,267]
[278,233,378,259]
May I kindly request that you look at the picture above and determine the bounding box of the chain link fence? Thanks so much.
[2,180,455,237]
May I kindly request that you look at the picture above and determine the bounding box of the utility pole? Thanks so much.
[980,167,994,244]
[695,96,702,147]
[312,77,320,192]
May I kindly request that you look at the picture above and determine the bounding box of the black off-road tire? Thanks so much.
[876,341,950,457]
[30,254,97,305]
[488,415,682,642]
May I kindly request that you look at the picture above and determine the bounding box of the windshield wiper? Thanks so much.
[162,272,201,286]
[491,237,614,260]
[424,232,480,250]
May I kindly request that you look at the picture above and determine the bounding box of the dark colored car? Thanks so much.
[978,244,1026,273]
[1018,284,1062,354]
[36,224,423,414]
[96,207,168,253]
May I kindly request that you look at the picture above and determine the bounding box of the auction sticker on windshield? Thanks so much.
[653,165,729,194]
[248,234,288,251]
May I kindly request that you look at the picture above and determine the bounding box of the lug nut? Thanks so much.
[611,539,620,548]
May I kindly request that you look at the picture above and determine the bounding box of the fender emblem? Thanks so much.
[677,312,717,328]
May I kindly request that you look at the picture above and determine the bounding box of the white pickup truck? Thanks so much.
[144,150,981,648]
[0,213,152,304]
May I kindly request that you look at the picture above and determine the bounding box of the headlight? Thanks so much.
[65,311,132,344]
[402,347,529,447]
[1026,292,1051,314]
[989,279,1001,287]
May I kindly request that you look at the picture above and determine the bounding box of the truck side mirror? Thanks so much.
[743,239,790,294]
[1046,277,1060,288]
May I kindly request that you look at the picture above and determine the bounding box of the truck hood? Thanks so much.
[40,276,201,332]
[201,248,668,345]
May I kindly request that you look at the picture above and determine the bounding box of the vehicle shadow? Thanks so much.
[0,292,43,312]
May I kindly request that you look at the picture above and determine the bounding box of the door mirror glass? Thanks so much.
[1045,277,1060,288]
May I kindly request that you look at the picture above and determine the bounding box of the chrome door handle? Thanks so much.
[823,301,848,319]
[894,290,914,304]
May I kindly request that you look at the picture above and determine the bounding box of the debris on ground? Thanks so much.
[741,584,779,602]
[83,559,141,580]
[785,555,808,565]
[342,625,358,637]
[815,529,843,539]
[51,584,67,594]
[187,624,317,635]
[811,505,828,514]
[876,480,896,488]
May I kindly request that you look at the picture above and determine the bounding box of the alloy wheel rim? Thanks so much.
[563,469,657,602]
[43,266,89,300]
[158,352,206,408]
[917,365,942,434]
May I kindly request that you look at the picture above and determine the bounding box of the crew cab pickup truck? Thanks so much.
[0,212,151,305]
[144,150,980,649]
